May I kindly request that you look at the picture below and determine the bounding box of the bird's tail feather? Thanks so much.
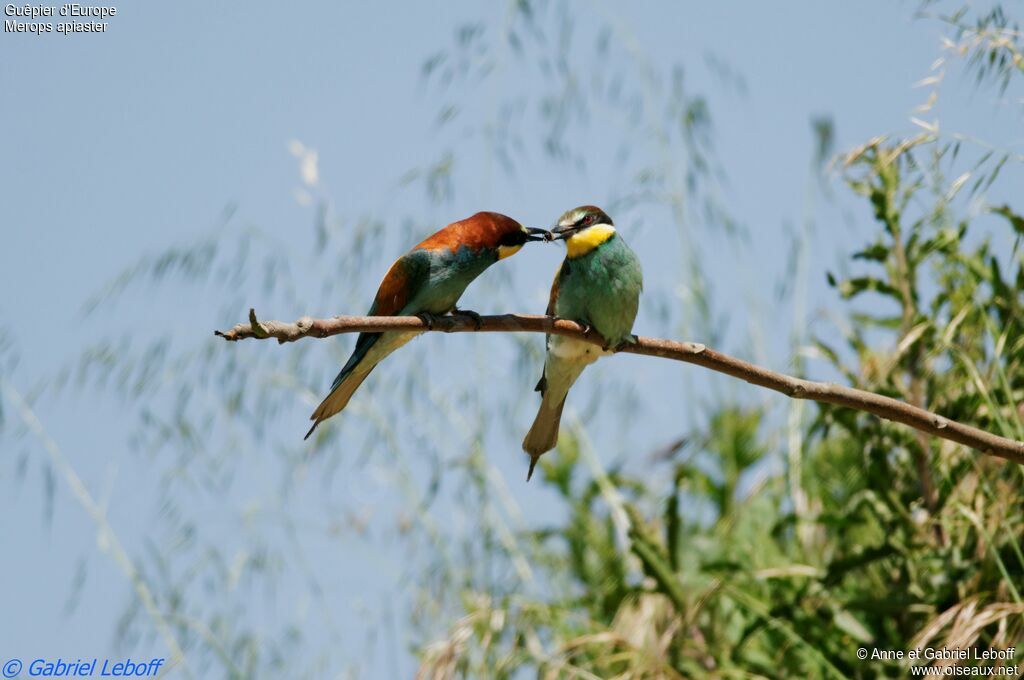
[522,392,567,457]
[522,358,587,457]
[305,367,375,439]
[305,331,417,439]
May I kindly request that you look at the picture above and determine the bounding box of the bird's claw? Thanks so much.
[607,334,639,352]
[416,312,439,330]
[453,307,483,331]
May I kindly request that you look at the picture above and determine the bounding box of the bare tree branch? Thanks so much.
[215,309,1024,466]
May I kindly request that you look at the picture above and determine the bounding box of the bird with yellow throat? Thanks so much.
[523,205,643,480]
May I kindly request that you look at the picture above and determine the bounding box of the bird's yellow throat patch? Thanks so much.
[498,244,523,260]
[566,224,616,258]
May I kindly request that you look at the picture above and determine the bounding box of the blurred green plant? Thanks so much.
[416,138,1024,676]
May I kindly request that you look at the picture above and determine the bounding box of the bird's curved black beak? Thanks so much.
[549,223,580,241]
[525,227,552,242]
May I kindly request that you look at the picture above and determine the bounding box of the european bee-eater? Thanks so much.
[522,205,643,479]
[306,212,547,439]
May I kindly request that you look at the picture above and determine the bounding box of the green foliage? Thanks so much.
[416,136,1024,676]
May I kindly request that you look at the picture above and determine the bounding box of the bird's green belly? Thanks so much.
[555,238,641,346]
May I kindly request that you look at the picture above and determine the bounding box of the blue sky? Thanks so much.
[2,1,1021,677]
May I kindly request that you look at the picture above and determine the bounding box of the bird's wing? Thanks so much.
[545,264,561,318]
[369,250,432,316]
[328,251,430,392]
[535,261,567,395]
[307,250,433,438]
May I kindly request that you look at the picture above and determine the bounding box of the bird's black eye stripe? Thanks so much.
[500,230,528,246]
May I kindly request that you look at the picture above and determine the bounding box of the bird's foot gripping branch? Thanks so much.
[215,309,1024,466]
